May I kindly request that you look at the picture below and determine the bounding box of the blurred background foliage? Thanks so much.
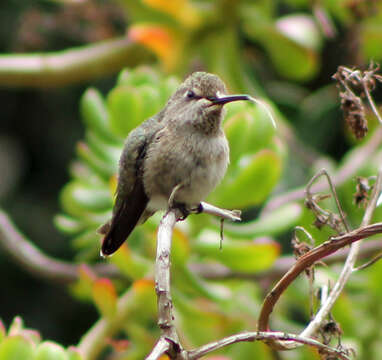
[1,0,382,359]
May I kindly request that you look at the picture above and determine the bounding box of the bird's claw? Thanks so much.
[172,202,190,221]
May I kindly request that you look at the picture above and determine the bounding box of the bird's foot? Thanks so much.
[173,203,204,221]
[190,203,203,214]
[171,202,190,221]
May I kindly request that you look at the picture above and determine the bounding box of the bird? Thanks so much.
[99,72,250,256]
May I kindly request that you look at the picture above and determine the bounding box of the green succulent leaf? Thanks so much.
[60,182,112,217]
[194,231,280,272]
[213,150,282,208]
[34,342,68,360]
[80,88,120,145]
[92,279,118,318]
[224,101,276,165]
[0,336,34,360]
[223,203,303,238]
[67,348,83,360]
[0,321,5,344]
[242,10,320,80]
[53,215,86,235]
[109,244,152,279]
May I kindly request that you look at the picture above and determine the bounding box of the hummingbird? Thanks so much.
[99,72,250,256]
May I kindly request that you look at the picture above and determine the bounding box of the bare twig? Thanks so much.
[154,210,181,345]
[191,238,382,281]
[294,226,314,246]
[200,202,241,222]
[353,252,382,271]
[147,204,241,359]
[0,38,151,87]
[363,80,382,124]
[257,167,382,350]
[146,209,187,360]
[258,194,382,340]
[300,167,382,339]
[305,168,350,233]
[312,3,337,38]
[0,209,119,283]
[146,338,171,360]
[188,331,350,360]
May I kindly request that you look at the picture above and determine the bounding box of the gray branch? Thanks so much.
[188,331,350,360]
[0,37,151,87]
[0,209,119,283]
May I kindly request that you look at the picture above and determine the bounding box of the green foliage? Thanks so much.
[56,67,283,264]
[5,0,382,359]
[54,63,382,358]
[54,66,287,358]
[0,318,83,360]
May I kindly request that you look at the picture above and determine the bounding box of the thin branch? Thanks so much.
[305,168,350,232]
[154,209,181,345]
[0,37,151,87]
[258,168,382,350]
[188,331,350,360]
[363,81,382,124]
[294,226,314,246]
[0,209,119,283]
[257,222,382,334]
[146,204,242,359]
[299,166,382,338]
[353,252,382,271]
[312,3,337,38]
[200,202,241,222]
[146,338,171,360]
[191,239,382,281]
[146,208,187,360]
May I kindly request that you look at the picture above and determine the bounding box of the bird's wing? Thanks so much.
[101,117,161,256]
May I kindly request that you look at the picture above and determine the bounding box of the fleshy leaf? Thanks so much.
[117,68,160,87]
[76,142,116,179]
[243,11,319,80]
[129,280,157,321]
[34,342,68,360]
[109,244,151,279]
[67,347,83,360]
[213,150,282,208]
[7,317,23,337]
[223,203,303,238]
[60,182,112,217]
[70,265,97,300]
[224,102,276,165]
[0,336,34,360]
[80,88,120,145]
[53,215,85,235]
[0,321,5,343]
[108,85,145,137]
[194,233,280,272]
[92,278,118,318]
[276,14,322,50]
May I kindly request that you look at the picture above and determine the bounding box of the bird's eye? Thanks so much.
[186,90,196,99]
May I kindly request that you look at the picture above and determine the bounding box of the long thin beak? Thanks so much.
[209,94,250,105]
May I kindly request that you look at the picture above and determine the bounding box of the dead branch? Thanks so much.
[258,167,382,351]
[188,331,350,360]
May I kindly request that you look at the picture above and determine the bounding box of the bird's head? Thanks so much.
[162,72,250,134]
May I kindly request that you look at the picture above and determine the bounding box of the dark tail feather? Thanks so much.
[101,180,148,256]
